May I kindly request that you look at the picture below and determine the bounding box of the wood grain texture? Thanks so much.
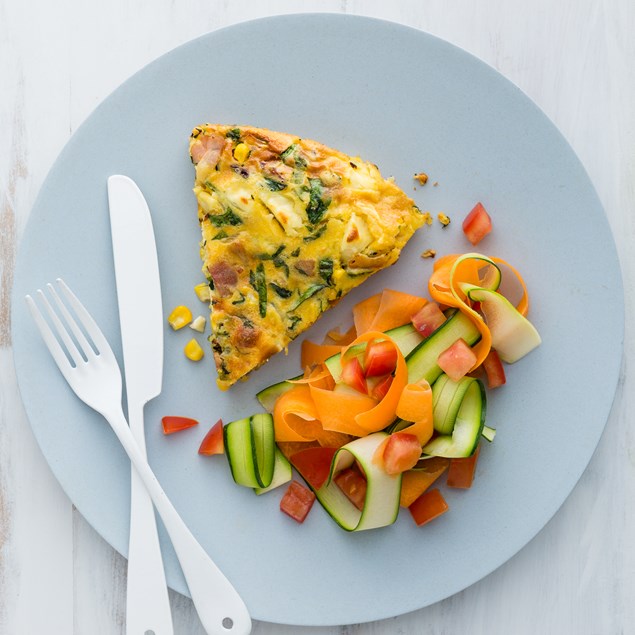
[1,0,633,633]
[1,1,75,633]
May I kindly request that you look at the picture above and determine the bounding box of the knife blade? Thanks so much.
[108,174,173,635]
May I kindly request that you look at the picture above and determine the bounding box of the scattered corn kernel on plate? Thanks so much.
[11,15,623,626]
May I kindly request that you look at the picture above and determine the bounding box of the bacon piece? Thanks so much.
[191,133,225,166]
[208,262,238,297]
[294,259,315,276]
[235,322,259,348]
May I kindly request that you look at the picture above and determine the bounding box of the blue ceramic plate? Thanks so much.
[12,14,623,626]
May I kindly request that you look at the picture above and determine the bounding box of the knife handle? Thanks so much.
[126,402,174,635]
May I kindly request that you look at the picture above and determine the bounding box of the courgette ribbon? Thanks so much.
[428,253,533,370]
[319,432,402,532]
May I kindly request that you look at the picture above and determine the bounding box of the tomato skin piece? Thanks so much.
[363,340,398,377]
[462,202,492,246]
[482,349,506,389]
[334,466,367,510]
[411,302,446,338]
[409,488,449,526]
[198,419,224,455]
[437,339,477,381]
[340,357,368,394]
[370,374,394,400]
[381,432,422,475]
[290,447,337,490]
[280,481,316,523]
[447,446,481,488]
[162,416,199,435]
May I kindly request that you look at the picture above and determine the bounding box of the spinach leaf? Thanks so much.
[257,245,285,260]
[290,284,326,311]
[226,128,241,142]
[319,258,334,285]
[249,264,268,317]
[288,315,302,331]
[303,223,327,243]
[306,178,330,225]
[269,282,292,299]
[231,291,246,305]
[280,143,307,169]
[264,177,286,191]
[209,207,242,227]
[280,144,296,161]
[273,256,290,278]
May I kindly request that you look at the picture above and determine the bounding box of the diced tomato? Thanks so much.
[411,302,446,338]
[408,488,449,526]
[381,432,422,475]
[370,374,394,400]
[280,481,316,523]
[340,357,367,394]
[462,202,492,246]
[482,349,506,389]
[437,339,477,381]
[447,446,481,488]
[198,419,224,455]
[334,466,367,510]
[363,340,398,377]
[290,447,337,490]
[277,441,320,462]
[399,457,449,507]
[162,416,198,435]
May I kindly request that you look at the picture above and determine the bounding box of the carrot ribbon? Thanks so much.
[428,252,531,370]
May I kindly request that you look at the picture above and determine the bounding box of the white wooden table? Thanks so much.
[1,1,633,633]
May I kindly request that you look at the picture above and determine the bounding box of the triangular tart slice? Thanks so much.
[189,124,426,390]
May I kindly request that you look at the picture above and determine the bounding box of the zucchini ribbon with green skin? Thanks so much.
[224,414,292,494]
[224,414,276,488]
[460,282,541,363]
[422,378,486,458]
[316,432,402,531]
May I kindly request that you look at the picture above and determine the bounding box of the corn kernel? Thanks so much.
[167,305,192,330]
[414,172,428,185]
[189,316,206,332]
[194,282,211,302]
[438,212,451,227]
[184,338,204,361]
[233,142,250,163]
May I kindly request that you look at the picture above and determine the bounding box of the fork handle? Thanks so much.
[102,405,252,635]
[126,402,173,635]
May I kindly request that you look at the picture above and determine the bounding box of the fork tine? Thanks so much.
[56,278,115,358]
[47,282,96,361]
[25,294,75,380]
[36,288,86,367]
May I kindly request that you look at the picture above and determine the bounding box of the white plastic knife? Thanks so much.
[108,175,174,635]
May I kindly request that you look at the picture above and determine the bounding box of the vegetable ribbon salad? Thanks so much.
[177,247,541,531]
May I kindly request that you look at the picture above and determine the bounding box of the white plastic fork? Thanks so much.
[26,279,251,635]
